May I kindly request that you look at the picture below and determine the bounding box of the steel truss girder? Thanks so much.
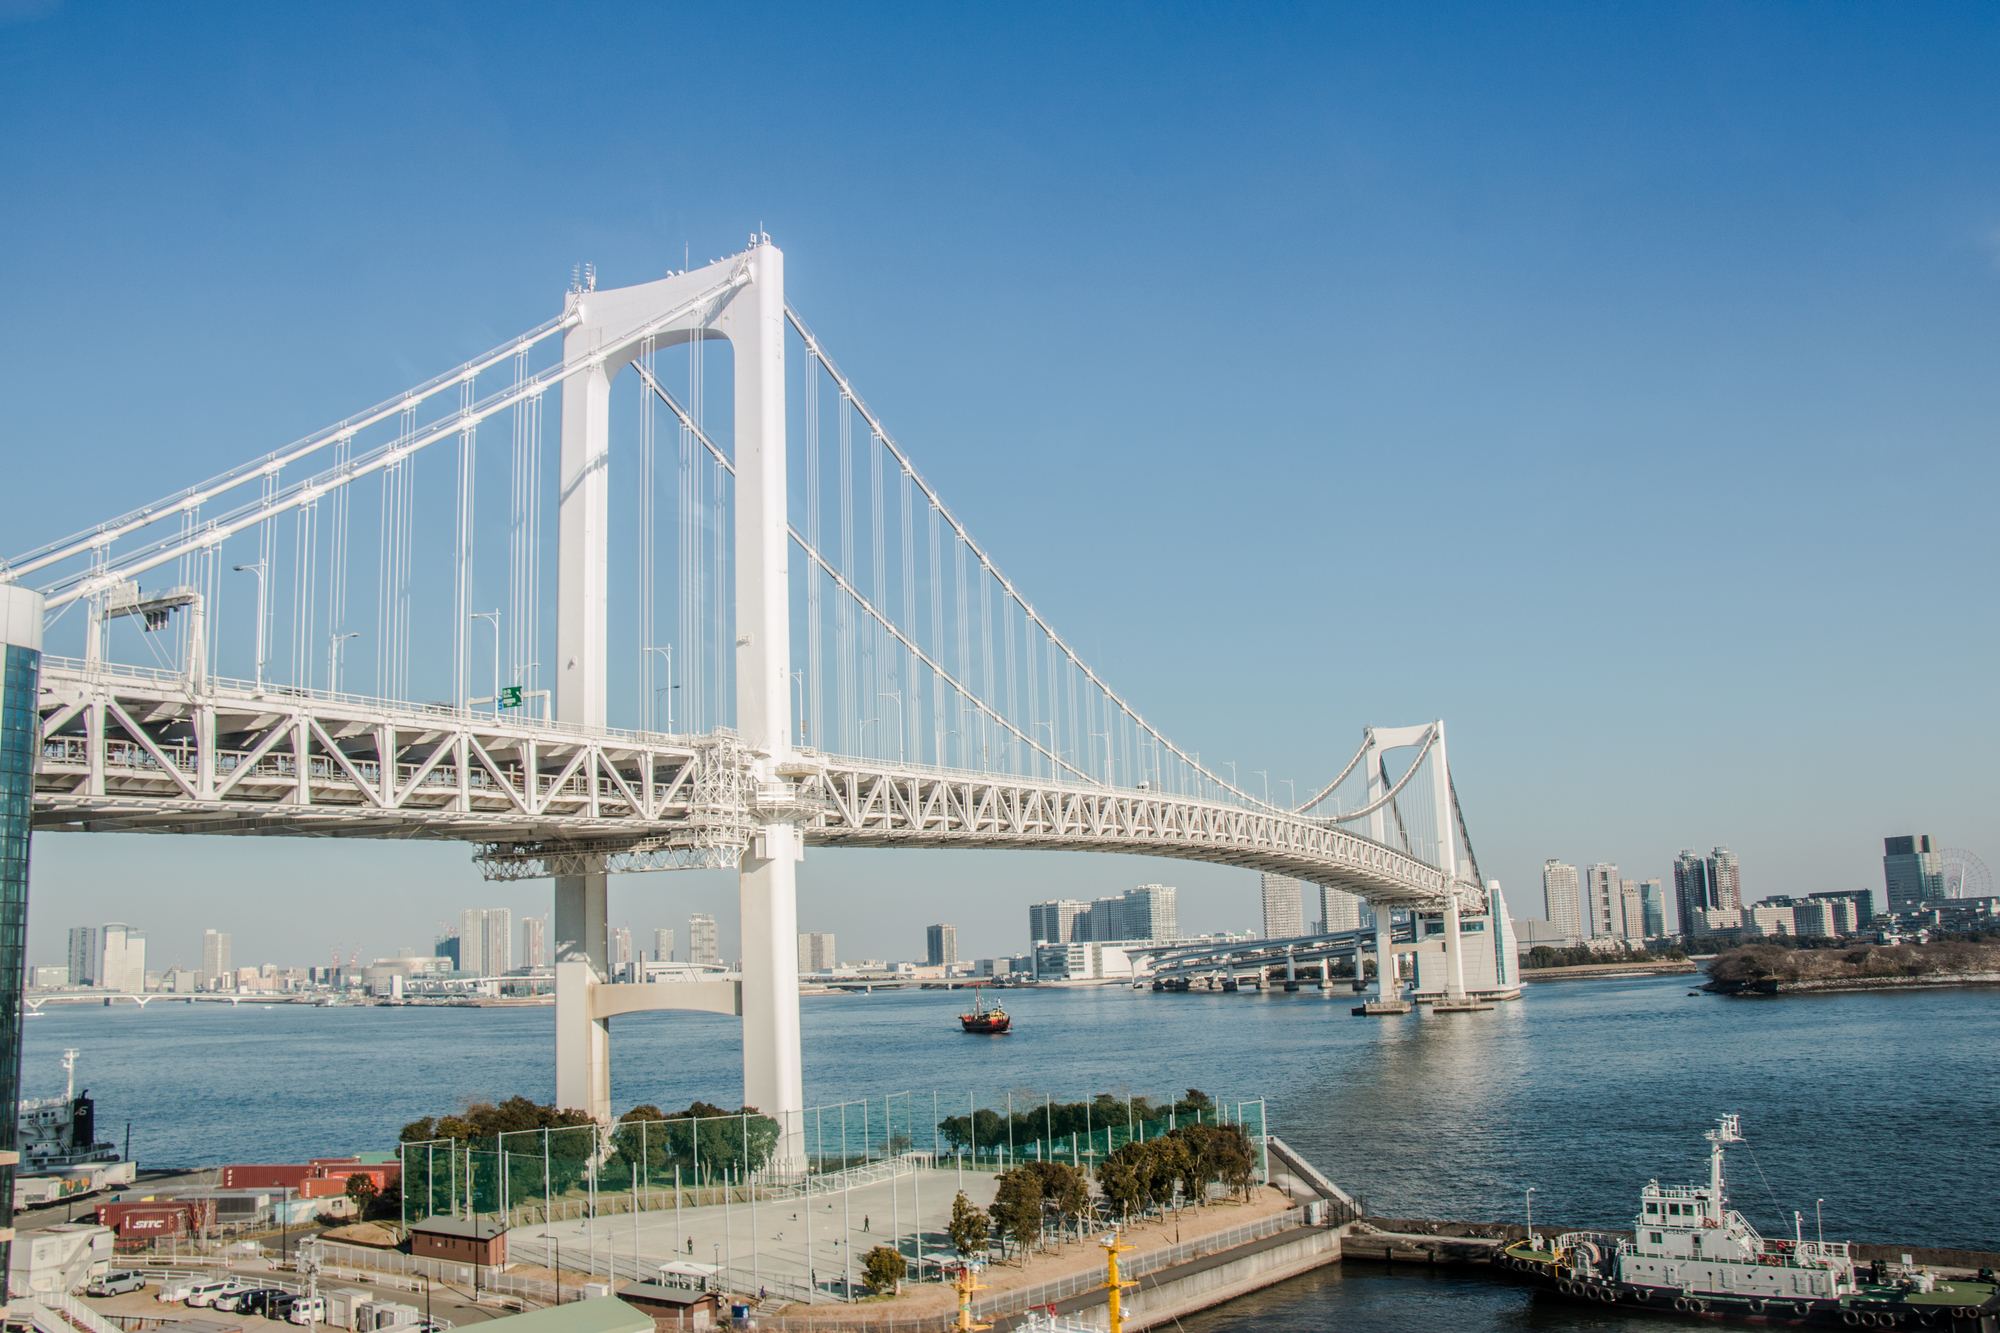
[31,661,723,845]
[795,758,1483,912]
[32,664,1479,912]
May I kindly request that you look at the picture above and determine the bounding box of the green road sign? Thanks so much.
[499,686,523,708]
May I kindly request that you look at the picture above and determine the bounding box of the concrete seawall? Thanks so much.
[993,1222,1345,1332]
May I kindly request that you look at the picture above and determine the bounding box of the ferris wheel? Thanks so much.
[1939,849,1993,900]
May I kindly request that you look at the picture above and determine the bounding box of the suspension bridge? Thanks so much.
[0,238,1502,1163]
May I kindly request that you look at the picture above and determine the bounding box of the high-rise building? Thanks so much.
[435,933,460,969]
[1638,879,1666,937]
[926,924,958,967]
[1260,874,1305,940]
[1673,849,1713,935]
[653,928,674,964]
[523,916,547,969]
[458,908,513,976]
[1319,885,1362,934]
[688,914,720,967]
[1543,861,1581,943]
[1584,864,1623,939]
[66,926,98,987]
[1117,885,1179,942]
[797,933,836,973]
[1883,836,1945,913]
[612,925,634,978]
[201,930,231,987]
[1707,848,1742,911]
[1616,878,1645,941]
[1028,900,1085,946]
[97,924,145,993]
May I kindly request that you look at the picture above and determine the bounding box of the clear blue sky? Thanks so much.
[5,2,1998,970]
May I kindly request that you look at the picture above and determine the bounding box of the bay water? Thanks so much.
[25,973,1998,1329]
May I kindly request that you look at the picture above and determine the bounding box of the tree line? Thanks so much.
[934,1089,1219,1152]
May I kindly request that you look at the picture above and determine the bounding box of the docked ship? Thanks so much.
[958,986,1010,1034]
[14,1048,137,1207]
[1499,1114,1997,1327]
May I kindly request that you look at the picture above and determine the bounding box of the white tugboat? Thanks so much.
[1499,1114,1997,1328]
[13,1048,137,1207]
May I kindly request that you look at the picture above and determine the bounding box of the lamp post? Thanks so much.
[327,632,359,695]
[644,645,674,732]
[1254,770,1270,805]
[1092,732,1113,786]
[1032,722,1055,778]
[232,562,268,692]
[877,692,904,762]
[470,611,501,713]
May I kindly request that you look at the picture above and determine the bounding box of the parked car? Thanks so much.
[85,1272,147,1297]
[186,1280,255,1308]
[215,1288,286,1315]
[287,1297,325,1325]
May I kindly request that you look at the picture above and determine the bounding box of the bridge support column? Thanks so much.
[1443,896,1467,1002]
[740,823,803,1168]
[554,865,610,1121]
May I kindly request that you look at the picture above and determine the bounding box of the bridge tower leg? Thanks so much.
[1430,723,1468,1003]
[725,242,805,1168]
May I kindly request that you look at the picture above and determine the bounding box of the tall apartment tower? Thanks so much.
[1617,880,1645,941]
[653,928,675,964]
[926,924,958,967]
[66,926,98,987]
[1638,879,1666,937]
[1121,885,1179,942]
[201,930,231,987]
[1584,864,1623,939]
[1028,900,1085,946]
[1706,848,1742,911]
[1260,874,1305,940]
[1542,861,1582,943]
[97,924,145,993]
[612,925,634,980]
[523,917,548,969]
[1319,885,1362,934]
[797,933,836,973]
[1673,850,1715,935]
[486,908,512,975]
[688,913,720,967]
[1883,836,1944,913]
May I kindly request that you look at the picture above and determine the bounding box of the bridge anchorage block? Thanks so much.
[1353,999,1414,1016]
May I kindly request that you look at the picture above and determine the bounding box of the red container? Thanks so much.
[100,1204,190,1238]
[220,1165,315,1189]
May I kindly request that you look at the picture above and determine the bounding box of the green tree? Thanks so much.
[988,1169,1044,1264]
[1024,1162,1090,1242]
[1203,1124,1256,1201]
[948,1190,991,1258]
[344,1172,379,1218]
[1095,1145,1147,1220]
[862,1245,906,1295]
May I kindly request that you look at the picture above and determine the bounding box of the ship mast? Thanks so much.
[1704,1113,1742,1224]
[61,1048,79,1101]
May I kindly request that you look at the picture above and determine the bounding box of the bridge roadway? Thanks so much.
[30,658,1474,913]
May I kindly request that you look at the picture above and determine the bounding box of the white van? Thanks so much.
[287,1297,325,1325]
[186,1280,254,1308]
